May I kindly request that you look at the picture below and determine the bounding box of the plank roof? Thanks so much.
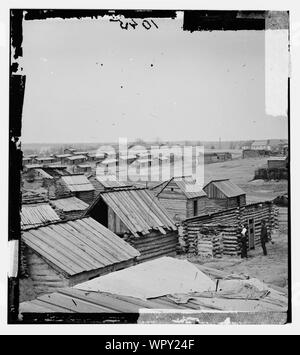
[22,217,140,276]
[153,176,206,199]
[66,155,88,161]
[88,188,176,237]
[205,179,245,198]
[50,197,89,212]
[61,175,95,192]
[21,203,60,230]
[96,175,130,189]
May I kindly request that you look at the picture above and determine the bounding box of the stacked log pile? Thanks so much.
[183,208,239,255]
[197,226,223,259]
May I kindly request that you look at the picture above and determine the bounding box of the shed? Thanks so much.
[23,157,32,165]
[76,164,92,174]
[87,152,106,162]
[54,154,72,164]
[21,203,61,230]
[35,157,57,164]
[22,217,140,296]
[50,196,89,219]
[85,187,178,262]
[151,176,211,222]
[65,155,88,165]
[61,175,95,204]
[88,174,132,194]
[267,157,288,169]
[251,140,271,151]
[242,149,270,159]
[64,148,77,155]
[203,179,246,209]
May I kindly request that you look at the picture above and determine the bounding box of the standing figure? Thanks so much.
[240,224,248,259]
[260,219,268,256]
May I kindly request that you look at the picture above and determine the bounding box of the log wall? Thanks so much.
[183,202,278,257]
[124,230,178,263]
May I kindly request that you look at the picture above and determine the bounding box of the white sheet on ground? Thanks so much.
[74,257,215,300]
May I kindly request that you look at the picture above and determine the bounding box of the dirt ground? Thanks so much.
[204,155,288,203]
[189,218,289,290]
[199,154,289,291]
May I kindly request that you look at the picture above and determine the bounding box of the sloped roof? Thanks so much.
[21,203,60,230]
[252,140,269,146]
[88,188,176,237]
[22,217,140,276]
[96,175,130,189]
[268,157,287,161]
[66,155,87,161]
[152,176,206,199]
[35,169,54,180]
[35,157,56,161]
[61,175,95,192]
[205,179,245,197]
[50,197,89,212]
[55,154,72,158]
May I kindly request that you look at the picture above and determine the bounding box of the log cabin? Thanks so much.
[54,154,72,164]
[267,157,288,169]
[21,202,61,230]
[183,201,278,256]
[65,155,88,166]
[151,176,212,223]
[85,187,178,263]
[22,217,140,296]
[50,196,89,220]
[203,179,246,209]
[64,147,77,155]
[35,157,57,164]
[88,174,132,195]
[60,175,95,204]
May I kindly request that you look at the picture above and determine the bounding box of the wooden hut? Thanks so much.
[76,164,92,174]
[60,175,95,204]
[22,217,140,296]
[64,147,77,155]
[87,152,106,162]
[203,179,246,209]
[50,196,89,220]
[267,157,288,169]
[251,140,271,151]
[88,174,132,195]
[21,203,61,230]
[54,154,72,164]
[65,155,88,165]
[85,187,178,263]
[151,176,210,222]
[35,157,57,164]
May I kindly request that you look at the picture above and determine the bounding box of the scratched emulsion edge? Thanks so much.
[12,9,290,325]
[8,9,25,323]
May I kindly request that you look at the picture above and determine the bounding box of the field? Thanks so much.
[194,154,289,291]
[204,154,288,203]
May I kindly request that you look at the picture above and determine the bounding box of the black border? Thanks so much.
[8,9,291,325]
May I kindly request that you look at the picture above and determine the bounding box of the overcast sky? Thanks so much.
[21,14,288,144]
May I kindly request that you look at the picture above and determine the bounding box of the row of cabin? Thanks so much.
[242,140,288,159]
[198,152,232,164]
[151,177,246,222]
